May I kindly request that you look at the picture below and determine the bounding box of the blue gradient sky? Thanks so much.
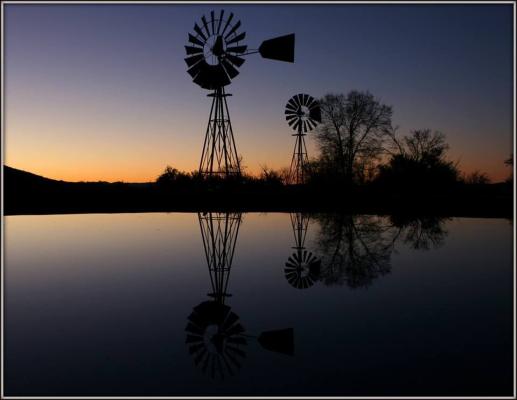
[4,3,514,182]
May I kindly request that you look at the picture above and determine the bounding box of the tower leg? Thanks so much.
[199,88,241,177]
[289,124,309,184]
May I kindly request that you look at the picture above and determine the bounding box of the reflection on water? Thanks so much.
[284,213,321,289]
[187,213,293,380]
[4,213,513,396]
[314,214,449,288]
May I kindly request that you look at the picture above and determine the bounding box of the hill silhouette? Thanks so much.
[3,165,512,217]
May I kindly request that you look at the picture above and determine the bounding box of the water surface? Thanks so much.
[4,212,514,396]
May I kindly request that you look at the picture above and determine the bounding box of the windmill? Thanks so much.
[285,94,321,184]
[185,10,296,177]
[185,212,294,380]
[284,213,321,289]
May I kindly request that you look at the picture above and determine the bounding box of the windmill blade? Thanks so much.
[287,98,298,110]
[302,94,309,106]
[285,107,297,114]
[296,93,304,107]
[293,120,301,131]
[226,45,247,54]
[216,10,224,34]
[292,95,302,107]
[222,59,240,79]
[285,109,297,117]
[195,64,231,89]
[258,33,295,62]
[286,115,297,123]
[221,12,234,36]
[222,311,240,330]
[194,348,207,366]
[258,328,294,356]
[226,31,246,45]
[225,53,245,67]
[288,117,298,127]
[303,121,308,132]
[187,59,207,78]
[224,20,241,39]
[210,11,215,34]
[193,23,207,41]
[185,45,203,55]
[185,54,204,68]
[285,102,297,112]
[306,118,316,130]
[201,15,211,37]
[188,33,205,47]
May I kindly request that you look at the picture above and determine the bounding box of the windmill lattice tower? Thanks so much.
[184,10,295,177]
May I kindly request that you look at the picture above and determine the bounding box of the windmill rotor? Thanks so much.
[284,250,321,289]
[185,10,247,90]
[186,301,247,380]
[285,93,321,134]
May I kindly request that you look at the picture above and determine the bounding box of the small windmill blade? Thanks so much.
[188,33,204,47]
[226,31,246,45]
[259,33,295,62]
[225,20,242,39]
[220,12,234,36]
[225,53,245,67]
[210,11,215,33]
[185,45,203,55]
[222,59,240,79]
[193,23,207,41]
[185,54,204,68]
[216,10,224,35]
[201,15,211,37]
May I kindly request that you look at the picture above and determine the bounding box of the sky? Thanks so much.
[3,3,514,182]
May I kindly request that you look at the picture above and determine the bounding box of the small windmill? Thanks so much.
[284,213,321,289]
[285,94,321,184]
[185,10,296,177]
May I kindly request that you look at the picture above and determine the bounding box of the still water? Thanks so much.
[4,212,514,396]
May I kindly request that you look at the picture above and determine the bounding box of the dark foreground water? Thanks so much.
[4,213,514,396]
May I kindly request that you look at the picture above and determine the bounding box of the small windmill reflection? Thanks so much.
[284,213,321,289]
[186,212,294,380]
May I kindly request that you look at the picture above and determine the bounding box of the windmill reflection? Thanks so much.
[186,212,294,380]
[284,213,321,289]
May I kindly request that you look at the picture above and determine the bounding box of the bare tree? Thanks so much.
[386,128,449,163]
[315,91,393,184]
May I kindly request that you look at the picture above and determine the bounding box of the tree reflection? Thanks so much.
[389,215,449,251]
[314,214,449,288]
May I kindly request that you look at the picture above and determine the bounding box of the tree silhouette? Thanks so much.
[377,129,459,189]
[314,91,393,185]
